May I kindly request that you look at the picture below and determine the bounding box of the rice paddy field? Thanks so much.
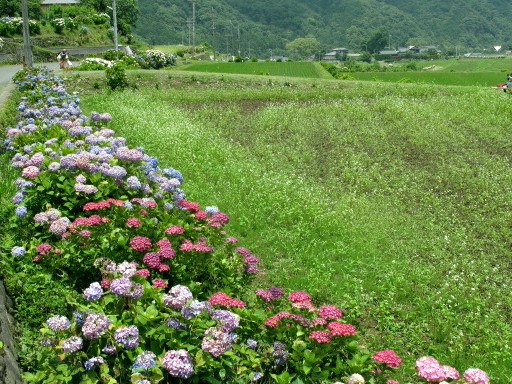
[181,61,333,79]
[56,70,512,382]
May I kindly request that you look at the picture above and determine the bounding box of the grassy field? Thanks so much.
[63,70,512,383]
[181,61,333,79]
[346,71,506,86]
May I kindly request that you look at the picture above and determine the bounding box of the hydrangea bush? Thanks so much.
[1,67,491,384]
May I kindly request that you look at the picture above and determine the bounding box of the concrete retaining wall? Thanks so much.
[0,281,23,384]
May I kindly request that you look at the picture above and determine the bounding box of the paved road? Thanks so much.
[0,62,60,110]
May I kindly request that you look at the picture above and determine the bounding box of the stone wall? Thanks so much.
[0,281,23,384]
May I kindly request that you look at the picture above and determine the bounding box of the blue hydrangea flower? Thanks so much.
[11,246,26,257]
[15,206,27,217]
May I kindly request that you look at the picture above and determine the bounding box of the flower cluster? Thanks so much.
[161,349,194,378]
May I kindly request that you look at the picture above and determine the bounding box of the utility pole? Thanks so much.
[186,19,192,46]
[211,21,216,60]
[190,0,196,55]
[21,0,33,67]
[237,23,241,56]
[112,0,118,52]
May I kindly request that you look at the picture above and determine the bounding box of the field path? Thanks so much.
[0,63,60,110]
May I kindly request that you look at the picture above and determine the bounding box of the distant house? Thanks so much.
[378,50,399,56]
[40,0,80,10]
[323,47,348,61]
[270,55,288,62]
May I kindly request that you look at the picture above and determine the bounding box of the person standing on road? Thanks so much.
[57,49,70,70]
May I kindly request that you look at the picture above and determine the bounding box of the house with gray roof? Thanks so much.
[40,0,80,9]
[323,47,349,62]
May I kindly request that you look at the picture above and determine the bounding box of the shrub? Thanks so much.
[140,49,177,69]
[102,49,125,61]
[105,62,129,90]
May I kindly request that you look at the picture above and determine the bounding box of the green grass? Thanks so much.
[181,61,333,79]
[346,71,506,86]
[417,57,512,72]
[71,71,512,383]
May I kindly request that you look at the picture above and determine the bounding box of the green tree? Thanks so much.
[80,0,138,36]
[0,0,41,19]
[285,37,322,59]
[362,29,388,54]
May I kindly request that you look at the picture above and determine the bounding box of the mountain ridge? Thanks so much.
[134,0,512,56]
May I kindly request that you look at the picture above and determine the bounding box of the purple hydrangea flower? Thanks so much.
[114,325,139,349]
[163,285,193,309]
[46,315,71,331]
[82,313,110,339]
[83,282,103,301]
[247,339,258,350]
[201,327,232,357]
[211,310,240,332]
[84,356,104,370]
[165,317,187,330]
[132,351,156,371]
[61,336,83,353]
[161,349,194,379]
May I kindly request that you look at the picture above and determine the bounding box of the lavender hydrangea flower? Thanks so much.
[82,313,110,339]
[251,372,264,381]
[48,162,61,171]
[110,277,144,299]
[15,206,27,217]
[161,349,194,379]
[61,336,83,353]
[247,339,258,350]
[84,356,104,370]
[49,217,70,235]
[83,282,103,301]
[163,285,193,309]
[165,317,187,330]
[102,344,117,355]
[211,310,240,332]
[272,342,288,365]
[117,262,137,278]
[205,206,219,215]
[11,246,26,257]
[46,315,71,331]
[181,300,212,318]
[201,327,232,357]
[12,192,24,204]
[126,176,141,190]
[114,325,139,349]
[132,351,156,371]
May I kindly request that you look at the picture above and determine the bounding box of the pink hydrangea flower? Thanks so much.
[21,165,40,178]
[415,357,446,382]
[442,365,459,380]
[317,305,342,319]
[164,225,184,234]
[463,368,489,384]
[287,291,311,303]
[327,321,356,336]
[308,330,332,343]
[152,278,168,288]
[129,236,152,252]
[126,217,141,227]
[371,349,401,367]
